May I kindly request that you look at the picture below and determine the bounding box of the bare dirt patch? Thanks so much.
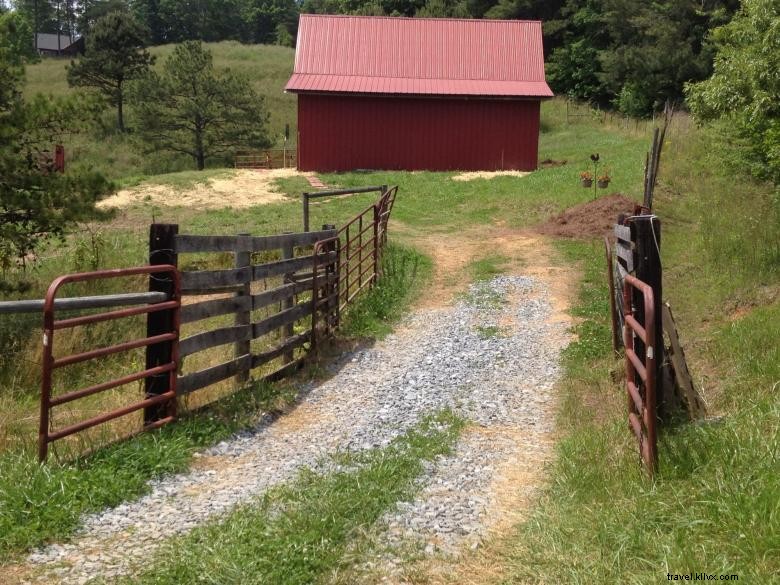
[97,169,309,210]
[536,193,638,240]
[451,171,531,182]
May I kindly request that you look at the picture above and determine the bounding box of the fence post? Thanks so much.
[282,234,295,364]
[631,215,665,420]
[144,223,178,426]
[235,234,251,388]
[303,192,310,232]
[322,224,338,333]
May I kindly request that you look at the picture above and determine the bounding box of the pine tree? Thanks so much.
[132,41,271,170]
[66,10,153,131]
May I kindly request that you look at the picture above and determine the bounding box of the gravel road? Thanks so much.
[24,274,569,584]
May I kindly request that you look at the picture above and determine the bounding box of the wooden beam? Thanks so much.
[178,354,251,395]
[180,324,252,358]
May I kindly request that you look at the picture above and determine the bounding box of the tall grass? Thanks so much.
[340,243,432,339]
[23,42,297,179]
[496,102,780,583]
[0,378,296,561]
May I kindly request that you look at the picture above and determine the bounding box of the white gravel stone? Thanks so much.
[25,275,568,583]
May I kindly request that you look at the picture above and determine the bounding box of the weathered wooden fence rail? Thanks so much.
[163,226,339,398]
[1,186,397,460]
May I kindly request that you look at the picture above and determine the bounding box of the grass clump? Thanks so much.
[474,325,505,339]
[122,410,465,585]
[468,254,509,281]
[0,379,293,561]
[340,243,432,339]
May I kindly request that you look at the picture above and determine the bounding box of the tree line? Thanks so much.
[5,0,744,118]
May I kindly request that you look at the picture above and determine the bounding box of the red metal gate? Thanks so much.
[623,274,657,475]
[39,265,180,461]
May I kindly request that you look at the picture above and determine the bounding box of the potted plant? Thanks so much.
[597,170,611,189]
[580,170,593,187]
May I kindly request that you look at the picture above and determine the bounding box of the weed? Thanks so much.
[474,324,505,339]
[468,254,509,281]
[339,244,432,339]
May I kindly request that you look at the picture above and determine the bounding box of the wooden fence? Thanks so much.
[147,226,338,401]
[0,187,397,459]
[235,149,297,170]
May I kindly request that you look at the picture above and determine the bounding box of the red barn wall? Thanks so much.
[297,94,541,172]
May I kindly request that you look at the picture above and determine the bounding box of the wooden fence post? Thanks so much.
[322,224,338,333]
[144,223,178,425]
[234,234,251,388]
[282,235,295,364]
[631,216,665,420]
[303,192,310,232]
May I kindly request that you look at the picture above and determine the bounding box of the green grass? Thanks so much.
[500,234,779,582]
[474,325,506,339]
[468,254,509,281]
[1,94,778,580]
[0,378,297,562]
[23,42,296,179]
[117,410,465,585]
[339,244,432,339]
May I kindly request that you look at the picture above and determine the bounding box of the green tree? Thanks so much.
[686,0,780,185]
[67,10,154,132]
[132,41,271,170]
[77,0,129,37]
[12,0,57,34]
[0,50,111,277]
[0,11,38,64]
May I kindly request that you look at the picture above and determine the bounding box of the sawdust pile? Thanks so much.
[452,170,531,182]
[98,169,307,210]
[536,193,638,239]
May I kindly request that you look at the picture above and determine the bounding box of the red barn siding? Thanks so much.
[297,94,540,172]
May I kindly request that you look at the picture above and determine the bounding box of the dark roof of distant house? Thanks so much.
[285,15,553,98]
[36,33,82,51]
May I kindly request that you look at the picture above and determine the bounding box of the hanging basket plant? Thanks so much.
[597,169,611,189]
[580,170,593,187]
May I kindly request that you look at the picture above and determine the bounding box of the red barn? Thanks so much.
[285,15,553,172]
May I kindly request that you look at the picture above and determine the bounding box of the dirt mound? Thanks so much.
[536,194,638,239]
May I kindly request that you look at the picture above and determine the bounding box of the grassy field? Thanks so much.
[23,42,296,179]
[0,90,777,581]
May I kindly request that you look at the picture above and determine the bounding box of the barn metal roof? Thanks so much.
[285,15,553,98]
[35,33,81,52]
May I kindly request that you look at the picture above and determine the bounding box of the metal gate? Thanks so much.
[39,265,180,461]
[623,274,657,474]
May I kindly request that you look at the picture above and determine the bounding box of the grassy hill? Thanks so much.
[23,42,296,180]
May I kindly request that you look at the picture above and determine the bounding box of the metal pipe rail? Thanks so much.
[0,292,169,314]
[302,185,387,232]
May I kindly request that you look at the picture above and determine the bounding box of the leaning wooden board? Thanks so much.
[662,303,707,419]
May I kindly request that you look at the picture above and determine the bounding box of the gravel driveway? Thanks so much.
[23,273,569,584]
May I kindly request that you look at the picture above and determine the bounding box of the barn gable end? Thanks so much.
[286,15,553,172]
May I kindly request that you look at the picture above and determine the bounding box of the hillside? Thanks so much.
[22,42,296,179]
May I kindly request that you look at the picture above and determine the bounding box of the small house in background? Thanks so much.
[36,34,85,57]
[286,15,553,172]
